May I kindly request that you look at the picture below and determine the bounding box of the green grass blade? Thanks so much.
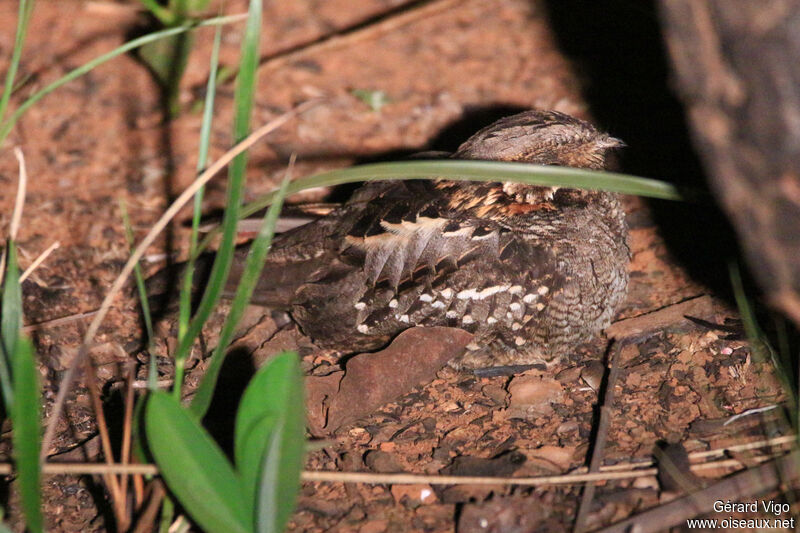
[119,201,155,372]
[158,496,175,533]
[194,160,685,258]
[728,262,763,345]
[189,173,290,418]
[0,13,246,146]
[174,23,223,395]
[194,24,222,176]
[1,242,22,367]
[0,241,21,409]
[171,0,188,18]
[257,160,683,206]
[232,352,304,533]
[145,391,249,533]
[728,262,791,382]
[138,0,176,25]
[11,336,42,533]
[2,242,42,531]
[138,32,194,116]
[0,0,34,125]
[172,0,262,390]
[190,0,213,12]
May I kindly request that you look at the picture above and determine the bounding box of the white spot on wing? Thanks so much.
[462,315,474,324]
[389,299,398,308]
[480,285,510,298]
[523,294,537,304]
[487,317,498,324]
[357,324,369,333]
[354,302,367,310]
[446,310,459,319]
[457,285,510,300]
[509,302,521,311]
[515,336,526,346]
[538,285,549,295]
[509,285,523,295]
[440,288,454,299]
[399,314,410,323]
[431,301,446,309]
[457,289,479,300]
[420,293,433,302]
[380,216,447,237]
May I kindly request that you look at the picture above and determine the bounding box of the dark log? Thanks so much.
[658,0,800,325]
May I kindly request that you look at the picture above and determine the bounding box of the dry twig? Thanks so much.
[598,450,800,533]
[19,240,59,282]
[0,448,792,483]
[574,340,624,532]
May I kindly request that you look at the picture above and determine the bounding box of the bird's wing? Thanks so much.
[246,180,501,307]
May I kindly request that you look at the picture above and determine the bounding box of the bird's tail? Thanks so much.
[144,245,321,313]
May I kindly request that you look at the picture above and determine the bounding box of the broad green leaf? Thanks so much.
[145,391,249,533]
[255,418,287,533]
[238,413,275,526]
[234,352,304,531]
[11,337,42,533]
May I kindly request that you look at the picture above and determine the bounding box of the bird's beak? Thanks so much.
[597,135,626,149]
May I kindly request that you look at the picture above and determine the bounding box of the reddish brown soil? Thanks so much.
[0,0,791,531]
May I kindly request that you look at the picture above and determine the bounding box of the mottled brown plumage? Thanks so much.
[224,110,630,369]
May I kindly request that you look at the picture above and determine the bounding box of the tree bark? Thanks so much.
[658,0,800,325]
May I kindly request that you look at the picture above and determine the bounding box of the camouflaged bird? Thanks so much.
[215,110,629,369]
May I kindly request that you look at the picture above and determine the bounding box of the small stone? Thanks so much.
[391,484,437,506]
[364,450,403,473]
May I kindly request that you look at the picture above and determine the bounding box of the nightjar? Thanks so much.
[192,110,629,369]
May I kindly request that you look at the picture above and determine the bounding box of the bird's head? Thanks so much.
[454,110,624,169]
[451,110,624,205]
